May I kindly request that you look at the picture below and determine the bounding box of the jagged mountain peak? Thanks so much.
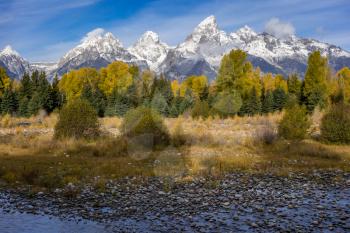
[2,15,350,82]
[56,28,148,77]
[179,15,231,52]
[79,28,122,48]
[0,45,20,57]
[129,31,170,72]
[0,45,30,79]
[236,25,257,37]
[138,31,160,44]
[197,15,217,28]
[60,29,125,63]
[192,15,219,36]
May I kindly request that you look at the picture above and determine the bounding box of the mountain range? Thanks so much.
[1,15,350,81]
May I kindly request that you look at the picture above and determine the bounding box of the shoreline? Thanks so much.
[1,171,349,232]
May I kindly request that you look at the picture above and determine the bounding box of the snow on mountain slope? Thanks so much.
[159,15,238,80]
[160,16,350,80]
[232,29,350,76]
[55,29,148,76]
[2,15,350,81]
[128,31,170,72]
[176,15,237,67]
[30,62,58,78]
[0,46,31,79]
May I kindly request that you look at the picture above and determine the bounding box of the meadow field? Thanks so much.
[0,112,349,191]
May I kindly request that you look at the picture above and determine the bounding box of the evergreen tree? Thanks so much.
[1,88,18,115]
[239,87,261,116]
[28,91,41,116]
[105,85,136,116]
[81,84,106,117]
[302,51,329,112]
[151,92,169,116]
[169,96,182,117]
[191,100,210,119]
[287,74,301,100]
[37,71,52,113]
[18,97,30,117]
[19,72,33,99]
[179,89,194,114]
[105,87,117,116]
[124,82,139,108]
[26,71,53,114]
[169,103,179,118]
[273,88,288,111]
[30,70,40,91]
[50,75,63,110]
[262,90,274,114]
[152,74,173,105]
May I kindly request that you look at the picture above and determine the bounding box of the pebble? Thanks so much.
[0,171,349,232]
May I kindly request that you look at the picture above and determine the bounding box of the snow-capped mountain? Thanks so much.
[159,15,350,80]
[230,29,350,76]
[159,15,237,80]
[30,62,58,75]
[2,15,350,81]
[0,46,31,79]
[128,31,170,72]
[55,29,148,76]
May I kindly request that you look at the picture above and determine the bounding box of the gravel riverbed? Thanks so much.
[1,171,350,232]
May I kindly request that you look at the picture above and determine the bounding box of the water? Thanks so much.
[0,210,114,233]
[0,187,349,232]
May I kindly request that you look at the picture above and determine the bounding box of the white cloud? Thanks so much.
[264,18,295,39]
[81,28,105,43]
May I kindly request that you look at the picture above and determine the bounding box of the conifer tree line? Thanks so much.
[0,50,349,118]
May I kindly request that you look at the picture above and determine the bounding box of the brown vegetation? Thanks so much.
[0,113,349,190]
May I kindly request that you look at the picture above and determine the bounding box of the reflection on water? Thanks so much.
[0,210,112,233]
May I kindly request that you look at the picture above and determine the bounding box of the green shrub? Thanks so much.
[212,91,242,118]
[120,106,170,148]
[278,105,311,140]
[321,104,350,143]
[191,100,210,119]
[54,98,100,139]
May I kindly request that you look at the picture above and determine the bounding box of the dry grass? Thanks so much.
[0,112,349,189]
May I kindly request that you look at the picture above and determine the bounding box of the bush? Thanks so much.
[321,104,350,143]
[120,106,170,148]
[54,99,100,139]
[191,100,210,119]
[278,105,311,140]
[255,122,277,145]
[171,119,188,147]
[212,91,242,118]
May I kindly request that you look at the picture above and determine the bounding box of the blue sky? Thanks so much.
[0,0,349,62]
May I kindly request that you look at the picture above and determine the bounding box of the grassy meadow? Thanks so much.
[0,112,349,191]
